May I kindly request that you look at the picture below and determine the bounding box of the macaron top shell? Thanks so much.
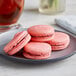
[49,32,70,45]
[27,25,54,36]
[24,42,51,56]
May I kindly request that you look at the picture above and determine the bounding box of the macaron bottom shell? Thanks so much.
[31,34,55,42]
[51,40,70,51]
[23,52,51,60]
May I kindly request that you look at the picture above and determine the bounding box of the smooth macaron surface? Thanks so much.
[4,31,31,55]
[28,25,54,36]
[48,32,70,50]
[23,42,51,60]
[27,25,55,41]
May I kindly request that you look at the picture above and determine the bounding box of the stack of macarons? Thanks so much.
[4,25,70,60]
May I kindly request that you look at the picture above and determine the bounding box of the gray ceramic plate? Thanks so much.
[0,28,76,63]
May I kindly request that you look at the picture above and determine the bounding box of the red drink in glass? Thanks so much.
[0,0,24,28]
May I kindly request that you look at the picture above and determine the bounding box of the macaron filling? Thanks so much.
[31,34,53,38]
[24,52,41,56]
[51,44,67,46]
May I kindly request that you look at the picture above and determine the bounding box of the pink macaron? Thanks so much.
[23,42,51,60]
[48,32,70,51]
[27,25,55,42]
[4,31,31,55]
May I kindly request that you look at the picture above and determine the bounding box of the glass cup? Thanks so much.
[0,0,24,29]
[39,0,66,14]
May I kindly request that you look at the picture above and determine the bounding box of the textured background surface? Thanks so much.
[24,0,76,14]
[0,0,76,76]
[18,0,76,28]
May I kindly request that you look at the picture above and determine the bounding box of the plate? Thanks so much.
[0,28,76,63]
